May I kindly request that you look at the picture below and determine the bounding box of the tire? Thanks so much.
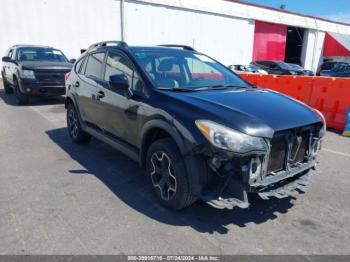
[146,138,196,210]
[66,103,91,144]
[14,78,29,105]
[1,73,13,94]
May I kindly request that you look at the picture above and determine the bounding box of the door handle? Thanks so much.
[97,90,105,99]
[74,81,80,88]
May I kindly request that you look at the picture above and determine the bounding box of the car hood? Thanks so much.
[164,88,321,138]
[18,61,72,70]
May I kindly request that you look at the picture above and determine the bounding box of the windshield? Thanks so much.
[17,47,68,62]
[132,49,250,90]
[288,63,303,70]
[276,62,294,70]
[246,64,260,71]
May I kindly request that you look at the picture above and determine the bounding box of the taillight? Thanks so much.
[64,72,71,82]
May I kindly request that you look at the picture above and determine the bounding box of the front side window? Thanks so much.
[132,49,250,90]
[16,47,68,62]
[104,52,144,93]
[84,52,105,78]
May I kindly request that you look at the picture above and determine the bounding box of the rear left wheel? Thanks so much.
[67,103,91,144]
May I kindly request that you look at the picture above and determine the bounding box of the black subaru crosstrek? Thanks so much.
[65,41,326,210]
[1,45,73,104]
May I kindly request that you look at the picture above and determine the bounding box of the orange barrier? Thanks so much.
[309,77,350,131]
[240,74,314,104]
[239,74,350,132]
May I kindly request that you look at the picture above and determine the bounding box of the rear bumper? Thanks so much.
[19,78,66,96]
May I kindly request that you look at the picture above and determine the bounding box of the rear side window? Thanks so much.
[84,52,105,78]
[8,49,13,58]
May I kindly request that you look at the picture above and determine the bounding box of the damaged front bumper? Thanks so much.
[196,124,323,210]
[201,165,316,210]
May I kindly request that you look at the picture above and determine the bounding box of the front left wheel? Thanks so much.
[14,78,29,105]
[146,138,196,210]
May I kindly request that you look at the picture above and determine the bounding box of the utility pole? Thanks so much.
[120,0,125,41]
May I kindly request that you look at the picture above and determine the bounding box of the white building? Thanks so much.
[1,0,350,71]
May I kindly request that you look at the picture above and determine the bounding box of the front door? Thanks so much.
[97,50,146,147]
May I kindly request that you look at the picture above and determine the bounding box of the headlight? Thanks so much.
[20,70,35,79]
[195,120,268,153]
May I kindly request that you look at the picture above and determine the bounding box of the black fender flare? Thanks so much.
[139,119,208,196]
[138,119,188,167]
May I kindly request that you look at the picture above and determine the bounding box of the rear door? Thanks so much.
[74,51,106,129]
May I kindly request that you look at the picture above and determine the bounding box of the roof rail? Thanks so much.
[87,41,128,50]
[158,44,196,51]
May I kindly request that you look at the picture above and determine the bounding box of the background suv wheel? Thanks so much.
[146,138,196,210]
[2,73,14,94]
[14,78,29,105]
[67,103,91,144]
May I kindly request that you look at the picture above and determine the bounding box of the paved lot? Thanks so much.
[0,83,350,255]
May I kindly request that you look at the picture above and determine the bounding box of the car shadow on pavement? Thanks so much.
[46,127,296,234]
[0,88,65,106]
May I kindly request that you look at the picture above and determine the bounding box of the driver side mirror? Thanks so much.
[2,56,13,63]
[109,74,130,91]
[69,58,76,64]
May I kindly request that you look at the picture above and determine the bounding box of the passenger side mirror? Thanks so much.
[69,58,76,64]
[109,74,130,91]
[2,56,13,62]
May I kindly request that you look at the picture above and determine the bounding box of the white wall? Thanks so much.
[136,0,350,35]
[300,29,325,72]
[0,0,121,59]
[123,1,255,65]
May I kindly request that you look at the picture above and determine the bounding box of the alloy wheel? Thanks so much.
[150,151,177,201]
[67,109,79,139]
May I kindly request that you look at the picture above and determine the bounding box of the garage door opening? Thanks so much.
[285,26,305,65]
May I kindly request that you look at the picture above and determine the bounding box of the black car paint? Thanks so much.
[66,44,324,209]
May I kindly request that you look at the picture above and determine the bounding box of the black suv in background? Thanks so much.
[1,45,73,104]
[251,60,304,75]
[319,62,350,77]
[316,61,344,76]
[65,41,325,210]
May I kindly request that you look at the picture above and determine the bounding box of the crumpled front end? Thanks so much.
[197,123,324,210]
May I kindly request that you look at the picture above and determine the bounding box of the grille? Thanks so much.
[267,135,287,173]
[34,69,69,84]
[288,131,310,165]
[267,129,311,174]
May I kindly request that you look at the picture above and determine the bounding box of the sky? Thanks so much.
[242,0,350,23]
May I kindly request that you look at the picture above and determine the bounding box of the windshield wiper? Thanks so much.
[157,87,194,92]
[194,84,247,91]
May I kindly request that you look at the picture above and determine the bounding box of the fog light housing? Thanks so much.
[249,157,262,182]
